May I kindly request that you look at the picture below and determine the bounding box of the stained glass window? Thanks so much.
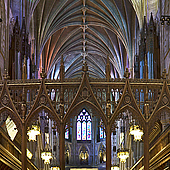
[77,121,81,140]
[87,121,91,140]
[100,127,103,139]
[99,120,106,139]
[76,109,91,141]
[65,124,69,139]
[82,121,86,140]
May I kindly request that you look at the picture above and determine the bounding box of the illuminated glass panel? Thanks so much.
[104,131,106,138]
[100,127,103,139]
[65,125,69,139]
[82,121,86,140]
[99,120,106,139]
[6,116,18,141]
[77,121,81,140]
[87,121,91,140]
[120,132,124,145]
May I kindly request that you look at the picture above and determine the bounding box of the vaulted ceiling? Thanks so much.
[28,0,140,79]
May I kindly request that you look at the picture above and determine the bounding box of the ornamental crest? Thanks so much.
[39,95,46,105]
[162,94,169,105]
[124,94,131,104]
[2,95,9,106]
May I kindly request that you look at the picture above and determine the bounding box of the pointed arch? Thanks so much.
[26,79,60,127]
[149,81,170,125]
[64,100,107,126]
[78,145,90,155]
[64,72,107,125]
[110,80,145,127]
[0,82,22,130]
[0,106,22,129]
[25,105,60,130]
[111,104,145,128]
[148,105,170,130]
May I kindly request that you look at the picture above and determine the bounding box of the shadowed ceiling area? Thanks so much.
[29,0,139,79]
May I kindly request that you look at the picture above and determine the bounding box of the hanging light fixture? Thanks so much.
[41,144,52,164]
[130,125,143,141]
[111,165,119,170]
[27,124,40,141]
[117,115,129,163]
[117,148,129,163]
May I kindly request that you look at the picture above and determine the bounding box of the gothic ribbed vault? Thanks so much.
[29,0,139,79]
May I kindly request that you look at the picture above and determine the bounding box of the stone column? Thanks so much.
[21,122,27,170]
[144,122,149,170]
[59,122,65,170]
[106,124,111,170]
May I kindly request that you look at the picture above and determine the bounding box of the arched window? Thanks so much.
[77,109,91,141]
[99,120,106,139]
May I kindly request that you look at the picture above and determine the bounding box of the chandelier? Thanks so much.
[41,144,52,164]
[117,148,129,163]
[130,125,143,141]
[27,124,40,141]
[111,165,119,170]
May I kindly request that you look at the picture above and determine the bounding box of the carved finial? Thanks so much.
[82,61,88,72]
[149,12,154,28]
[105,55,111,81]
[124,68,130,79]
[143,54,148,79]
[162,68,168,79]
[22,55,27,80]
[143,16,147,36]
[40,68,47,79]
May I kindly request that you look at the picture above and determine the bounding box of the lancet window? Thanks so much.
[77,109,92,141]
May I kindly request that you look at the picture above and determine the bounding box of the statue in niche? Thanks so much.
[79,146,89,165]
